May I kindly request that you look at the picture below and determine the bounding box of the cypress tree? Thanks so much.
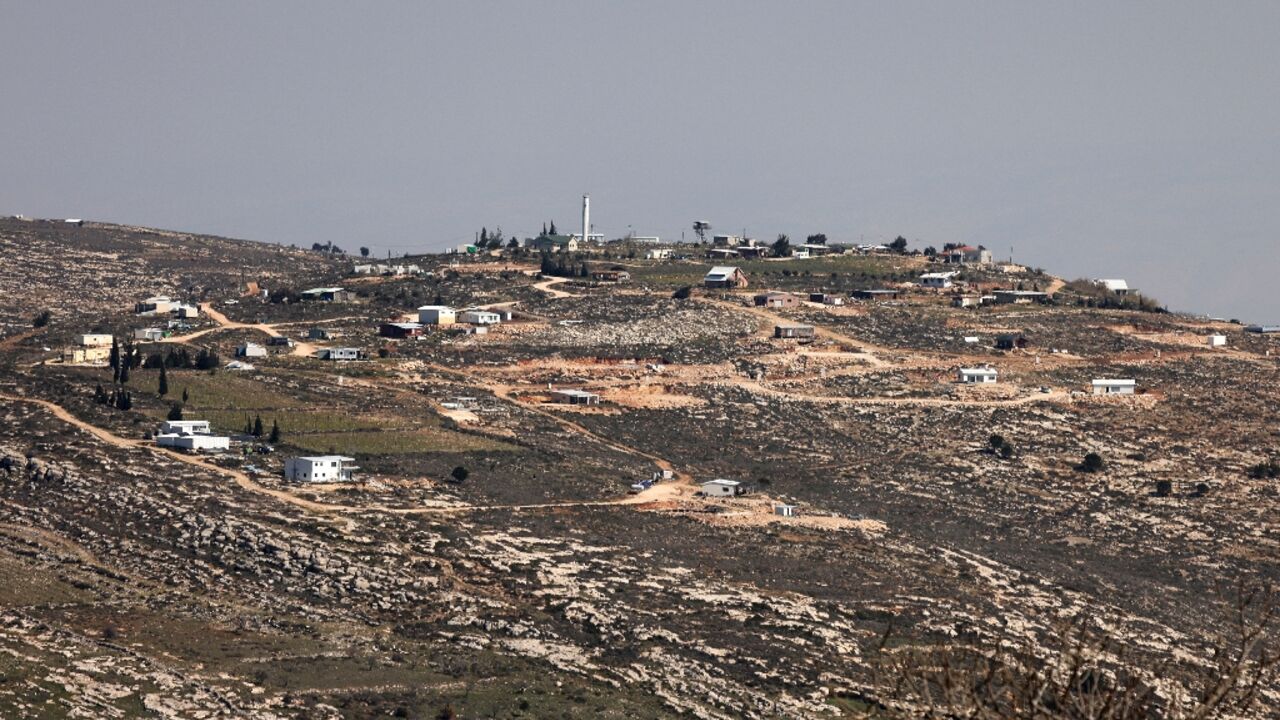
[158,364,169,396]
[182,387,189,403]
[167,403,183,421]
[253,415,264,437]
[119,362,130,384]
[269,420,280,443]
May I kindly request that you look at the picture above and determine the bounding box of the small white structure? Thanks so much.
[133,327,165,341]
[284,456,358,483]
[1092,379,1136,395]
[237,342,267,358]
[919,272,956,289]
[701,479,742,497]
[645,247,672,260]
[418,305,456,325]
[315,347,362,361]
[155,433,230,452]
[78,333,113,347]
[1097,279,1130,296]
[172,304,200,319]
[135,296,176,315]
[460,309,501,325]
[551,389,600,405]
[161,419,211,435]
[958,367,999,384]
[225,360,256,371]
[1207,334,1227,347]
[774,504,797,517]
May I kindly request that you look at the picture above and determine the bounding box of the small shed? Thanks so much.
[754,292,800,309]
[774,504,798,517]
[774,323,816,339]
[958,367,998,384]
[701,479,743,497]
[380,322,424,339]
[852,289,901,301]
[237,342,268,358]
[418,305,457,325]
[551,389,600,405]
[1207,334,1227,347]
[1091,379,1136,395]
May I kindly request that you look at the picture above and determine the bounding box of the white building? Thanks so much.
[173,304,200,319]
[133,327,165,341]
[315,347,362,361]
[701,479,742,497]
[155,433,230,452]
[460,309,501,325]
[551,389,600,405]
[161,419,211,435]
[225,360,256,371]
[135,296,176,315]
[645,247,672,260]
[1207,334,1227,347]
[284,456,358,483]
[78,333,113,347]
[919,272,956,289]
[1097,279,1130,296]
[957,367,999,384]
[703,266,748,288]
[237,342,267,358]
[418,305,456,325]
[1091,379,1136,395]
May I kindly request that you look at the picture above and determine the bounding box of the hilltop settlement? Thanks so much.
[1,214,1279,718]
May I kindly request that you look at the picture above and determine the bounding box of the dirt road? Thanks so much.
[532,277,578,299]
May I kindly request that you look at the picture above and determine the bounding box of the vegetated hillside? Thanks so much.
[0,217,342,335]
[2,230,1280,719]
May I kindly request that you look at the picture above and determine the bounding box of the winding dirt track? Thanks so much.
[531,277,578,298]
[0,393,681,521]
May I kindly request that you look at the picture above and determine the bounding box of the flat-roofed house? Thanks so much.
[379,322,424,339]
[237,342,267,358]
[701,479,745,497]
[135,296,175,315]
[774,323,815,339]
[919,272,957,289]
[78,333,113,347]
[315,347,362,361]
[993,290,1049,304]
[1092,379,1136,395]
[551,389,600,405]
[418,305,456,325]
[284,455,358,483]
[160,419,212,435]
[460,310,501,325]
[754,292,800,309]
[958,367,998,384]
[300,287,354,302]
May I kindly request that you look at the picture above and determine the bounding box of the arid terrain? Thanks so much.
[2,217,1279,718]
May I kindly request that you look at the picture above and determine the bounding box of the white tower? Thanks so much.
[581,194,590,245]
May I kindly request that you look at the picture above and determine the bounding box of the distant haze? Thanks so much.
[4,2,1278,321]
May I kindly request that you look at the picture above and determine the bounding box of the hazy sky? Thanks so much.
[4,2,1278,320]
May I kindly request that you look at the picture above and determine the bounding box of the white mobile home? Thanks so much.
[957,367,999,384]
[919,272,956,289]
[418,305,457,325]
[133,327,165,342]
[701,479,743,497]
[284,456,358,483]
[160,419,212,435]
[551,389,600,405]
[1091,379,1136,395]
[460,310,501,325]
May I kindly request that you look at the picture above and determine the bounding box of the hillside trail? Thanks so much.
[698,295,891,368]
[531,277,578,298]
[0,393,680,522]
